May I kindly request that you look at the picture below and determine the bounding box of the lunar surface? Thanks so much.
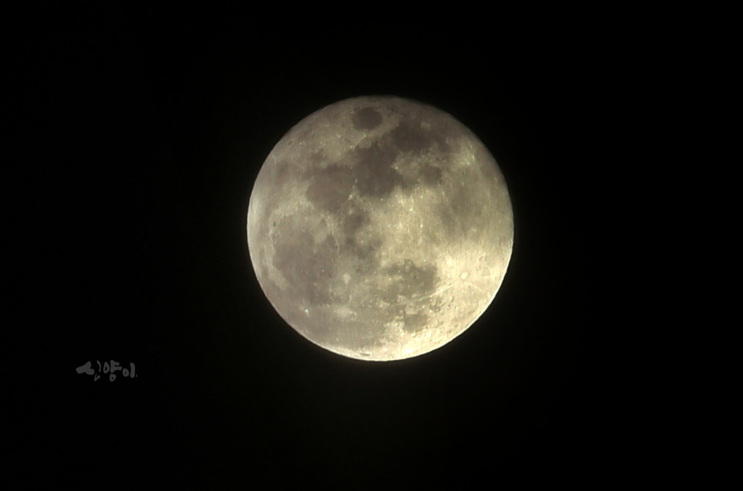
[247,96,513,361]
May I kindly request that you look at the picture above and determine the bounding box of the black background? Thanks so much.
[17,4,620,488]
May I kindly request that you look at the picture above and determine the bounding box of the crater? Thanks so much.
[352,107,383,131]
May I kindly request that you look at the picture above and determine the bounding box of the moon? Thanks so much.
[247,96,513,361]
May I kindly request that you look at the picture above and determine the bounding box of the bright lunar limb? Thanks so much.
[247,96,513,361]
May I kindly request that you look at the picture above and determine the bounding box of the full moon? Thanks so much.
[247,96,513,361]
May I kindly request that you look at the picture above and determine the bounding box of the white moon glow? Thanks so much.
[247,96,513,361]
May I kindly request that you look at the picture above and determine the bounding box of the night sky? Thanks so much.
[19,5,618,488]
